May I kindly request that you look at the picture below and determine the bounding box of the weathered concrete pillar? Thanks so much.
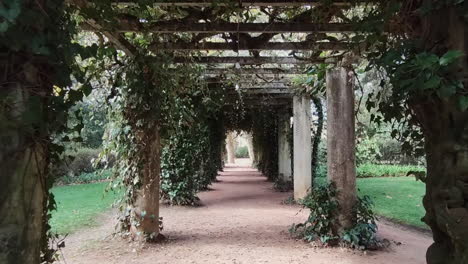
[245,133,254,163]
[326,67,357,234]
[293,95,312,200]
[278,112,292,182]
[226,132,236,164]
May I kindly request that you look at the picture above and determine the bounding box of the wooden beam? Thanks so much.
[173,56,322,64]
[204,68,305,74]
[150,41,350,51]
[224,99,291,106]
[115,0,354,7]
[230,88,294,94]
[81,22,354,33]
[205,79,292,85]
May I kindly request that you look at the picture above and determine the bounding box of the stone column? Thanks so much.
[131,127,162,241]
[326,67,357,234]
[245,133,254,164]
[293,95,312,200]
[278,111,292,182]
[226,132,236,164]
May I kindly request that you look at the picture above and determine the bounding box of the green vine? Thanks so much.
[0,0,98,262]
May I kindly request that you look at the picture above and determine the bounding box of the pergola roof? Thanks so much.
[76,0,363,107]
[114,0,355,7]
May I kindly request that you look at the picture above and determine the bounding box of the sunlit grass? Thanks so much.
[316,176,428,228]
[49,182,120,234]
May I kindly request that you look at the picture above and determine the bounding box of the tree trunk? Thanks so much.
[131,128,162,241]
[0,69,48,263]
[410,98,468,264]
[411,4,468,263]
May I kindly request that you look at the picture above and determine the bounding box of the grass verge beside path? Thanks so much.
[357,177,427,229]
[315,176,428,229]
[50,182,120,234]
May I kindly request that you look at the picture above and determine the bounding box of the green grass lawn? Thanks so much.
[357,177,427,228]
[316,176,428,229]
[49,182,120,234]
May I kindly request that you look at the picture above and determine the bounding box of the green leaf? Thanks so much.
[458,96,468,111]
[440,50,464,66]
[437,84,457,97]
[423,75,441,90]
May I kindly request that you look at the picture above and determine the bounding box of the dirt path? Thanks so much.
[59,162,431,264]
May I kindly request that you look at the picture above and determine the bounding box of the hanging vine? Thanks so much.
[311,97,324,180]
[160,83,225,205]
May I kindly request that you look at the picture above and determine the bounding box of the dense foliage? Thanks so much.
[100,54,211,235]
[290,184,378,250]
[160,87,225,205]
[0,0,102,262]
[251,110,279,181]
[235,146,250,158]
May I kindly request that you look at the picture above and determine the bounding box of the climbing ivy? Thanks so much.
[0,0,100,262]
[290,184,378,250]
[251,109,279,181]
[101,53,205,234]
[160,84,225,205]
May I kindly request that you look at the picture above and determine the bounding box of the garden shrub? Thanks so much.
[51,147,102,183]
[55,169,112,185]
[290,184,379,250]
[341,195,379,249]
[314,163,425,178]
[67,148,100,175]
[357,163,425,178]
[235,146,249,158]
[290,184,338,244]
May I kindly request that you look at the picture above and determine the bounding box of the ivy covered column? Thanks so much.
[278,111,292,183]
[293,95,312,200]
[326,66,357,235]
[0,1,75,263]
[130,127,161,239]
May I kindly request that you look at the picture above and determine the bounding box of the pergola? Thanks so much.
[5,1,468,263]
[75,0,359,241]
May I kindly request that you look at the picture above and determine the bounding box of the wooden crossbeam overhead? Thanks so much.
[174,56,322,64]
[150,41,349,51]
[205,79,291,85]
[204,73,291,80]
[228,88,294,94]
[204,68,305,74]
[224,100,291,106]
[207,77,292,83]
[115,0,353,6]
[81,22,353,33]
